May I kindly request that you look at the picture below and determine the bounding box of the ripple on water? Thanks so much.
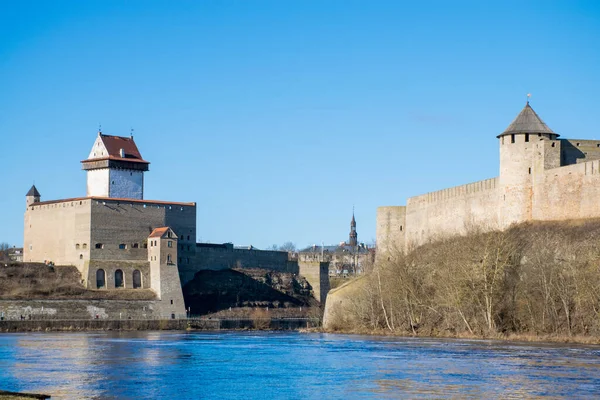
[0,332,600,399]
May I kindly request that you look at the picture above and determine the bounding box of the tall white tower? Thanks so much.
[81,131,150,199]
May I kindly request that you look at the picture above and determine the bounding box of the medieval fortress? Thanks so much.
[23,132,329,318]
[377,102,600,254]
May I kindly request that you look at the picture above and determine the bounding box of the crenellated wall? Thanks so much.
[377,133,600,255]
[402,178,500,249]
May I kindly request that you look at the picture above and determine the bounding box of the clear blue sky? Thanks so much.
[1,1,599,249]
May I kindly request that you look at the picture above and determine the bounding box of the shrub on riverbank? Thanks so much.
[327,220,600,338]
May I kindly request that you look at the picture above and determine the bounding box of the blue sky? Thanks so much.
[1,1,599,249]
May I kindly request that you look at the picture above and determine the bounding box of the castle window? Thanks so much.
[143,243,148,249]
[170,300,173,305]
[525,133,529,142]
[115,269,124,288]
[577,143,581,147]
[552,142,556,147]
[400,226,403,232]
[79,254,83,259]
[187,235,190,241]
[167,231,172,238]
[132,243,139,249]
[119,244,127,250]
[167,254,173,264]
[168,241,173,248]
[133,270,142,289]
[82,243,87,249]
[96,269,106,289]
[95,243,104,249]
[528,168,531,174]
[511,134,515,144]
[76,244,80,249]
[187,245,191,251]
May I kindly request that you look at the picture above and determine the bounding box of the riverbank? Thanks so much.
[0,317,319,332]
[0,390,50,399]
[312,327,600,345]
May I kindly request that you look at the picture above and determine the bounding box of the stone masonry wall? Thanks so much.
[298,261,330,304]
[376,206,406,258]
[24,199,92,271]
[404,178,500,249]
[533,159,600,221]
[0,299,165,320]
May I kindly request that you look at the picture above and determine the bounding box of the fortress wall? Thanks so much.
[376,206,406,258]
[405,178,500,248]
[298,261,330,304]
[24,200,92,271]
[164,205,197,282]
[0,299,163,320]
[533,159,600,221]
[189,246,296,282]
[86,260,150,290]
[560,139,600,166]
[89,200,196,261]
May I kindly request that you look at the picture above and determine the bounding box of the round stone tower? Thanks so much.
[498,102,558,227]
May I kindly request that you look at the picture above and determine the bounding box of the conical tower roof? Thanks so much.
[26,185,40,197]
[497,102,558,138]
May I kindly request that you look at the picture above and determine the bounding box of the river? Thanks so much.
[0,331,599,399]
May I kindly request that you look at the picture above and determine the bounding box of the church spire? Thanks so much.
[349,209,358,247]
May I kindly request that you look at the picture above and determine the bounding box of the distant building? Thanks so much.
[8,247,23,262]
[298,212,373,276]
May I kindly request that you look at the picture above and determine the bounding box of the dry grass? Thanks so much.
[330,219,600,342]
[0,262,156,300]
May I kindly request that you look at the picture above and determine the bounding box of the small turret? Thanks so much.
[26,185,40,208]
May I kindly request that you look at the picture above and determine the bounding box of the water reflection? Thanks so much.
[0,332,599,399]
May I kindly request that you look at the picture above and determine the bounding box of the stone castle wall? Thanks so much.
[190,244,297,279]
[399,178,499,249]
[298,261,330,304]
[24,199,92,270]
[0,299,167,320]
[377,136,600,254]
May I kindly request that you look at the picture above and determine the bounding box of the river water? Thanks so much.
[0,331,599,399]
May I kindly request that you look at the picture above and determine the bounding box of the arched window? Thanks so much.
[79,254,83,260]
[133,270,142,289]
[75,243,80,249]
[115,269,124,288]
[82,243,87,249]
[96,269,106,289]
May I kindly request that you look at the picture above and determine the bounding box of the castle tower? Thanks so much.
[26,185,41,207]
[148,227,185,318]
[81,131,149,199]
[349,212,358,247]
[498,101,558,227]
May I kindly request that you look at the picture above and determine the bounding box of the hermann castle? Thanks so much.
[377,101,600,254]
[23,131,330,318]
